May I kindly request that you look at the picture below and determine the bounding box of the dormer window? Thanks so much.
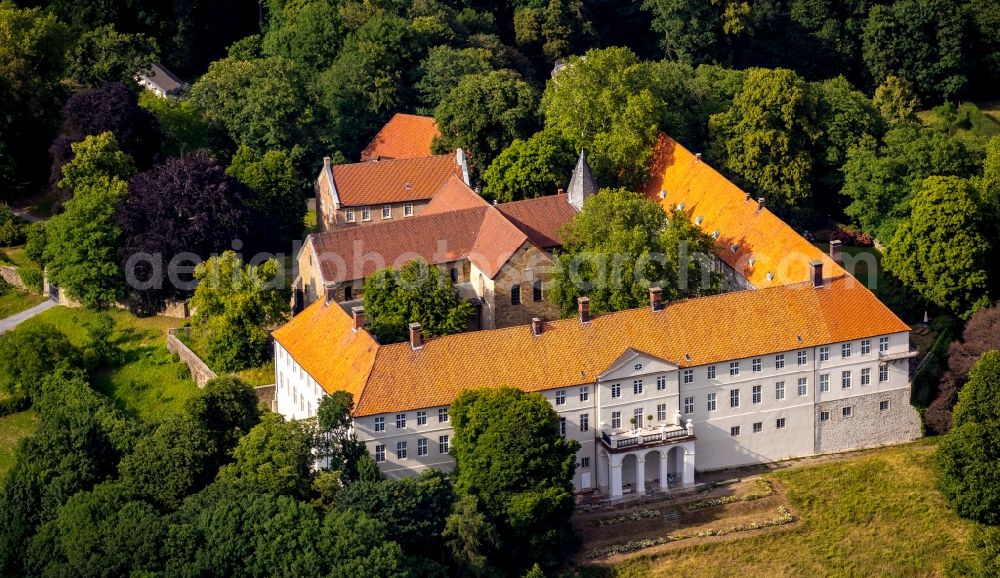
[695,216,703,225]
[711,230,720,239]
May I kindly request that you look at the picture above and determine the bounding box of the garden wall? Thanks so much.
[0,266,25,290]
[166,327,217,387]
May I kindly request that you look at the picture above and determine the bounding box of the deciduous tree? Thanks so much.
[416,45,494,112]
[67,24,158,88]
[216,412,314,498]
[481,130,576,202]
[226,145,308,246]
[0,323,81,402]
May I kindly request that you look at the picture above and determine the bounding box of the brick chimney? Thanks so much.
[649,287,664,312]
[577,297,591,323]
[531,317,543,336]
[351,306,365,331]
[757,197,766,211]
[810,260,823,288]
[695,153,702,162]
[408,323,423,349]
[829,239,843,264]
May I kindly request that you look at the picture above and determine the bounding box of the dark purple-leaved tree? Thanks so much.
[116,152,252,315]
[51,82,163,188]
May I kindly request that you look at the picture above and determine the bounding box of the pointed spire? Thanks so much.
[567,150,597,211]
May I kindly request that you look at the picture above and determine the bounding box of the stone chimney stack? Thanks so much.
[649,287,664,312]
[323,156,331,173]
[351,306,365,331]
[531,317,543,336]
[567,150,598,212]
[829,240,843,264]
[757,197,766,211]
[577,297,591,324]
[810,260,824,288]
[408,323,423,350]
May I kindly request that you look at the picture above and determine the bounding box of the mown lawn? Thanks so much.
[0,288,45,318]
[23,307,199,421]
[0,410,38,481]
[579,440,973,577]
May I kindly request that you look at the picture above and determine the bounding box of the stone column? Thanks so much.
[659,450,669,491]
[683,443,696,486]
[610,457,623,499]
[596,450,609,492]
[635,454,646,495]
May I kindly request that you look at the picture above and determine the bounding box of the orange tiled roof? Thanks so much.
[360,113,440,161]
[331,154,460,206]
[273,274,910,417]
[496,194,578,249]
[643,135,845,287]
[422,175,491,214]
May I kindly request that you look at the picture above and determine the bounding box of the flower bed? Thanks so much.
[594,508,661,527]
[685,479,774,511]
[584,505,795,560]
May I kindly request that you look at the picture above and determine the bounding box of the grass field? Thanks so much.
[0,246,31,269]
[0,410,38,481]
[0,288,45,318]
[22,307,199,421]
[578,440,973,577]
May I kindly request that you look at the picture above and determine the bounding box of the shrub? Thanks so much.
[0,204,25,247]
[0,395,29,417]
[17,267,42,294]
[0,277,10,297]
[829,225,874,247]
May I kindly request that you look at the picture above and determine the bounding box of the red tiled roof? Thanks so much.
[331,154,460,206]
[495,194,578,249]
[422,175,491,214]
[360,113,440,161]
[643,135,845,287]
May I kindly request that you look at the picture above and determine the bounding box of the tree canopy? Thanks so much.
[67,24,158,88]
[481,130,577,203]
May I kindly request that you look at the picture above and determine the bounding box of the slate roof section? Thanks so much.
[330,154,461,206]
[360,113,440,161]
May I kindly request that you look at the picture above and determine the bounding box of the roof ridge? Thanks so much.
[335,153,453,171]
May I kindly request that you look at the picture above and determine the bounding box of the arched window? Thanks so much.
[533,280,543,302]
[510,284,521,305]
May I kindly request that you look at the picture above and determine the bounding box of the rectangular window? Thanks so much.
[374,416,385,432]
[657,375,667,390]
[439,408,449,422]
[820,411,830,421]
[416,411,427,426]
[362,207,371,221]
[775,354,785,369]
[346,208,356,222]
[581,457,590,468]
[633,408,644,429]
[510,284,521,306]
[633,379,643,395]
[820,373,830,392]
[396,413,406,428]
[439,435,450,454]
[861,367,871,386]
[611,383,621,399]
[684,396,694,414]
[403,203,414,217]
[752,357,762,372]
[819,346,830,361]
[775,381,785,400]
[555,389,566,405]
[879,336,890,353]
[797,377,807,396]
[797,350,807,365]
[776,417,786,429]
[580,413,589,431]
[879,365,889,383]
[842,343,852,358]
[396,441,407,459]
[730,361,740,376]
[611,411,621,429]
[375,444,385,462]
[657,404,667,421]
[752,384,762,404]
[842,370,852,389]
[707,393,717,411]
[382,205,391,219]
[559,417,566,436]
[880,400,890,411]
[682,369,693,384]
[861,339,871,355]
[707,365,716,379]
[730,388,740,408]
[417,438,428,456]
[532,280,543,302]
[753,422,762,433]
[843,406,853,418]
[579,386,589,402]
[730,425,741,437]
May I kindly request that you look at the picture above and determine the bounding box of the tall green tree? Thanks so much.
[433,70,540,177]
[450,387,579,573]
[262,0,344,71]
[549,188,721,317]
[44,133,134,308]
[185,376,262,457]
[883,176,993,319]
[416,45,494,112]
[226,145,308,246]
[481,130,576,202]
[315,392,367,483]
[189,251,289,372]
[0,323,80,402]
[541,47,663,187]
[362,259,474,344]
[217,412,314,498]
[708,67,820,211]
[138,91,227,157]
[873,75,921,127]
[67,24,158,88]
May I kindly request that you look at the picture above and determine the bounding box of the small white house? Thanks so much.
[136,63,188,98]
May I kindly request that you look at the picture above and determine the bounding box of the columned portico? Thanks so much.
[598,422,697,499]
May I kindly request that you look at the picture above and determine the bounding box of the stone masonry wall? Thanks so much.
[166,328,217,388]
[814,388,922,454]
[0,266,25,290]
[492,243,560,328]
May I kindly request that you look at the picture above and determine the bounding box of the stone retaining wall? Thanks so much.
[255,384,276,412]
[166,328,217,388]
[0,266,25,290]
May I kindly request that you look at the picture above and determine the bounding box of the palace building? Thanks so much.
[274,135,922,498]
